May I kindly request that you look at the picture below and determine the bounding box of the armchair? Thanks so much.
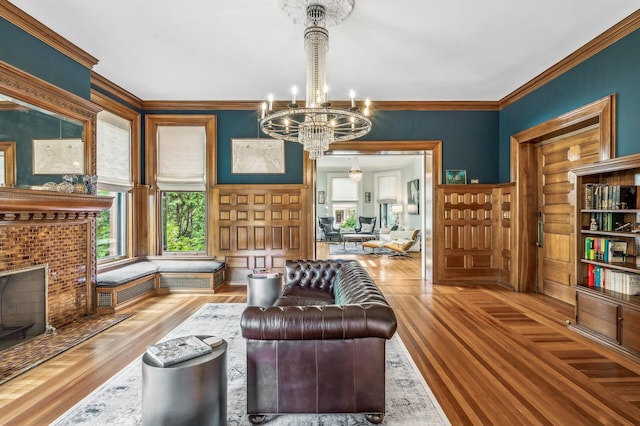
[318,216,342,242]
[355,216,377,234]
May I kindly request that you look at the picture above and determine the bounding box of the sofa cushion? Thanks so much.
[97,261,158,287]
[285,259,347,292]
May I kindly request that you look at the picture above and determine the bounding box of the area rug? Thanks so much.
[0,313,131,386]
[52,303,449,426]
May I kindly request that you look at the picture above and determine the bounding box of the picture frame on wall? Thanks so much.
[32,138,84,175]
[407,179,420,214]
[231,138,285,174]
[318,190,326,204]
[445,169,467,184]
[365,192,371,203]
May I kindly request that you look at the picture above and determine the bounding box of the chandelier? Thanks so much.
[348,157,362,182]
[260,0,372,160]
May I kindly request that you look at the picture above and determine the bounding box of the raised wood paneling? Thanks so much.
[212,185,309,283]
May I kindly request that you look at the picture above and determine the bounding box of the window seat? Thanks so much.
[96,259,226,313]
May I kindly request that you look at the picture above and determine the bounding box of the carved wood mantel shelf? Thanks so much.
[0,188,112,220]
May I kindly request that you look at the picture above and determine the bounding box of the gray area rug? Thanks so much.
[52,303,449,426]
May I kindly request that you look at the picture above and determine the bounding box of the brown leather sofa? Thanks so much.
[240,259,397,424]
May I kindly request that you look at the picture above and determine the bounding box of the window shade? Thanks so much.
[377,175,397,203]
[331,177,358,201]
[97,110,132,191]
[157,125,206,191]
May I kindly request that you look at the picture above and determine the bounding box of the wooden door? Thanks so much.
[535,126,601,303]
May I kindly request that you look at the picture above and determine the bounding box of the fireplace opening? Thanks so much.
[0,266,47,351]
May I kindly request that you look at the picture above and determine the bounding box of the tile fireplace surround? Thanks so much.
[0,189,112,328]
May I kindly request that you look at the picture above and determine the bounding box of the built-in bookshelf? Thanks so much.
[569,153,640,361]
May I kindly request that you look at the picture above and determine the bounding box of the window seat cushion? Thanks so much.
[97,262,158,288]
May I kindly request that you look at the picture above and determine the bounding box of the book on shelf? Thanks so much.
[601,269,640,296]
[145,335,213,367]
[584,184,639,210]
[584,237,629,263]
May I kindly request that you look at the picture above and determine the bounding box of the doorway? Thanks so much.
[313,141,441,280]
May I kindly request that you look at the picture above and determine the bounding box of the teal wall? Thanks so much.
[3,15,639,186]
[0,18,91,99]
[499,28,640,182]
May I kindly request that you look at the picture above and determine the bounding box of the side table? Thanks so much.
[247,273,282,307]
[142,335,227,425]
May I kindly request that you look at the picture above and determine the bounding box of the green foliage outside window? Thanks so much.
[162,191,206,252]
[97,205,111,259]
[340,213,357,229]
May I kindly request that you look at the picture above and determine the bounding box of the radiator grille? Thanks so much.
[116,278,155,304]
[160,276,211,289]
[97,292,113,307]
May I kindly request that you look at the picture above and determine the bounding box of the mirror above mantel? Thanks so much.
[0,60,100,192]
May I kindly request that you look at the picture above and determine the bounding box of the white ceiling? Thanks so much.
[8,0,640,102]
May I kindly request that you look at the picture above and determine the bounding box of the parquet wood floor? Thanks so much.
[0,246,639,425]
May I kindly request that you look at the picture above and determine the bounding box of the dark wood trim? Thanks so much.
[0,188,112,213]
[500,10,640,108]
[91,73,143,110]
[142,99,500,111]
[0,0,98,69]
[510,95,616,294]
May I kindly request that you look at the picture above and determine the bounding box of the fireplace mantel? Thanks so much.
[0,188,112,220]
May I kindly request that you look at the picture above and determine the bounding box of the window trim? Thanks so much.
[145,115,217,256]
[91,90,140,264]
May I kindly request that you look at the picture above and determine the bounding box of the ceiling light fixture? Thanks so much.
[259,0,372,160]
[348,157,362,182]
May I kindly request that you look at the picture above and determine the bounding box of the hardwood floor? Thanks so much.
[1,246,640,425]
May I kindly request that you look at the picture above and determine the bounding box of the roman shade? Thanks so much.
[156,125,206,191]
[331,177,358,201]
[97,110,132,191]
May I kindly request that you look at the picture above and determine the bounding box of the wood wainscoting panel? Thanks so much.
[212,185,308,283]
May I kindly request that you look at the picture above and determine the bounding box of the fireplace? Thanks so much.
[0,189,113,338]
[0,266,46,350]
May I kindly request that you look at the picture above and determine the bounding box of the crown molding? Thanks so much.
[0,0,98,69]
[141,99,499,111]
[499,9,640,108]
[91,72,143,110]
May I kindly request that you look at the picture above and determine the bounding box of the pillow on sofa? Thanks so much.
[361,223,373,233]
[390,224,398,231]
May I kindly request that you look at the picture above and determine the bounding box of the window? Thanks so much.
[96,109,133,261]
[156,125,206,254]
[376,174,399,228]
[331,176,359,227]
[161,191,205,252]
[97,190,126,258]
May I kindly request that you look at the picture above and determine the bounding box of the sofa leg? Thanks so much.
[366,413,385,424]
[248,414,266,424]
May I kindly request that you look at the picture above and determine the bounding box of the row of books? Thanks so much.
[586,264,640,296]
[584,237,627,262]
[588,212,627,232]
[251,268,280,278]
[584,184,639,210]
[145,335,223,367]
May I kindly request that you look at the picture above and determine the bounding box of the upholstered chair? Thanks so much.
[383,229,420,258]
[318,216,342,242]
[355,216,377,234]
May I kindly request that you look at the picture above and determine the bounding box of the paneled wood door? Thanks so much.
[212,185,308,283]
[535,126,601,303]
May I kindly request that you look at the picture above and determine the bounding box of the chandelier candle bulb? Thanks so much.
[261,102,266,119]
[350,90,355,108]
[268,94,273,111]
[291,86,298,105]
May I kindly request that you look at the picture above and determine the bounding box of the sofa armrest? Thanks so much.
[241,304,397,341]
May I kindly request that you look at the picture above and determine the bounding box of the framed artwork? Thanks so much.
[32,138,84,175]
[445,169,467,184]
[407,179,420,215]
[318,190,326,204]
[365,192,371,203]
[231,138,285,174]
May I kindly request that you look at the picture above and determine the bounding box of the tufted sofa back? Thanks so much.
[333,261,390,306]
[284,259,348,292]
